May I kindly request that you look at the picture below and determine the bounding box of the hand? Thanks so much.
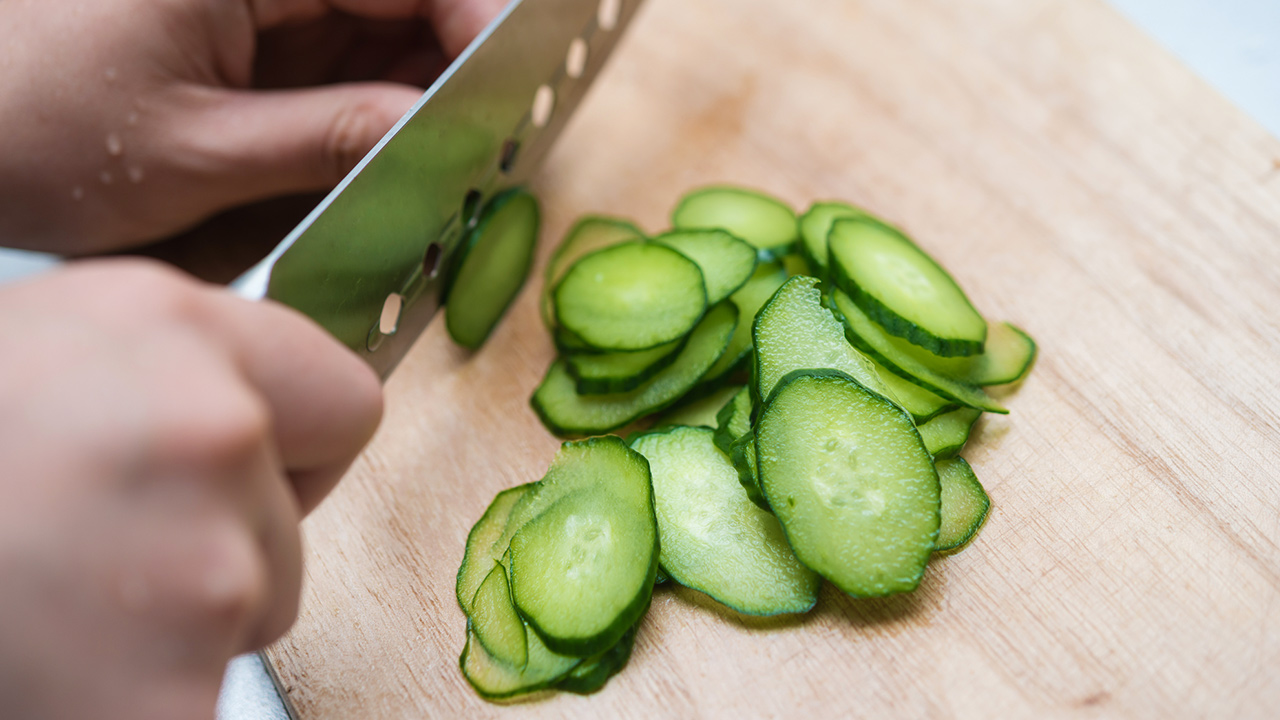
[0,0,505,254]
[0,259,383,720]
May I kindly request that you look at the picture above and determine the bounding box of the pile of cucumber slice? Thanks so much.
[456,186,1035,700]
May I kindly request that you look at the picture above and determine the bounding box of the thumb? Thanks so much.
[172,82,423,211]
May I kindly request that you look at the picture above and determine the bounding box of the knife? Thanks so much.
[232,0,645,380]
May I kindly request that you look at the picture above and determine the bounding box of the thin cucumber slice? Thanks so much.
[556,620,640,695]
[459,623,580,700]
[445,189,540,349]
[631,426,819,615]
[713,385,752,456]
[780,253,812,278]
[895,321,1038,386]
[701,261,789,385]
[733,434,767,511]
[752,276,897,409]
[755,369,940,597]
[456,483,535,614]
[469,565,528,669]
[542,216,644,328]
[828,217,986,357]
[567,338,686,395]
[918,407,982,459]
[555,242,707,352]
[671,186,798,255]
[798,200,868,277]
[868,357,958,424]
[653,229,758,305]
[532,302,738,437]
[935,456,990,553]
[508,438,658,656]
[831,289,1008,414]
[653,384,743,429]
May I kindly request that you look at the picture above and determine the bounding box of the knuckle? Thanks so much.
[322,99,399,183]
[194,527,270,629]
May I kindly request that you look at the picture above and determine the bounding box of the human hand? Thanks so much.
[0,260,383,720]
[0,0,506,254]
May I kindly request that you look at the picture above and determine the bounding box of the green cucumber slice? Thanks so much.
[653,229,758,305]
[469,565,527,669]
[918,407,982,459]
[508,438,658,656]
[459,623,580,700]
[531,302,738,437]
[555,241,707,352]
[542,216,645,328]
[456,483,535,614]
[556,619,640,695]
[755,369,940,597]
[831,289,1008,414]
[713,385,752,456]
[894,321,1038,387]
[653,384,743,429]
[445,189,540,349]
[752,276,896,409]
[868,357,958,424]
[671,186,798,255]
[701,261,789,385]
[780,253,812,278]
[935,456,990,553]
[798,200,868,277]
[631,426,819,615]
[828,217,986,357]
[566,338,686,395]
[732,434,767,510]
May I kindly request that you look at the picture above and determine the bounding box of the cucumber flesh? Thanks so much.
[532,302,738,437]
[631,426,819,616]
[752,276,896,409]
[918,407,982,459]
[556,620,640,695]
[729,433,768,511]
[653,229,758,305]
[935,456,990,553]
[653,384,743,429]
[780,253,812,278]
[672,186,798,254]
[508,437,658,656]
[456,483,534,614]
[469,564,528,669]
[868,357,958,424]
[713,385,752,456]
[542,216,645,328]
[555,241,707,352]
[460,623,580,700]
[445,190,540,349]
[828,217,986,357]
[567,337,686,395]
[798,200,867,277]
[893,320,1037,387]
[831,289,1007,414]
[701,261,789,385]
[755,369,940,597]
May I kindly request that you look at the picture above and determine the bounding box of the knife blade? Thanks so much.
[232,0,645,380]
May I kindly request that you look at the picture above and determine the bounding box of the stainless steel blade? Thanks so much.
[233,0,644,379]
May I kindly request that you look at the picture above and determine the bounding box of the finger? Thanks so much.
[252,0,507,56]
[167,81,422,213]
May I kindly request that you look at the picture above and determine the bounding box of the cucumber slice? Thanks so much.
[653,384,743,429]
[469,565,528,669]
[713,385,752,456]
[445,189,540,349]
[894,321,1038,387]
[831,289,1008,414]
[566,338,686,394]
[868,357,958,424]
[631,426,819,615]
[701,261,789,385]
[752,276,896,409]
[918,407,982,459]
[731,434,767,510]
[653,229,758,305]
[542,216,645,328]
[671,186,798,255]
[456,483,534,614]
[755,369,940,597]
[556,620,640,695]
[555,242,707,352]
[798,200,867,277]
[508,438,658,656]
[828,217,986,357]
[935,456,990,553]
[780,253,812,278]
[459,623,580,700]
[532,302,738,437]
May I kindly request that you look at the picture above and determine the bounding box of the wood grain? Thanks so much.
[264,0,1280,716]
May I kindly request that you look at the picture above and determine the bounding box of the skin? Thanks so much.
[0,0,504,717]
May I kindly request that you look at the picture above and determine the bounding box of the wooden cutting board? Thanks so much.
[263,0,1280,716]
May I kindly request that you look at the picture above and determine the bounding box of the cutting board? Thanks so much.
[263,0,1280,716]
